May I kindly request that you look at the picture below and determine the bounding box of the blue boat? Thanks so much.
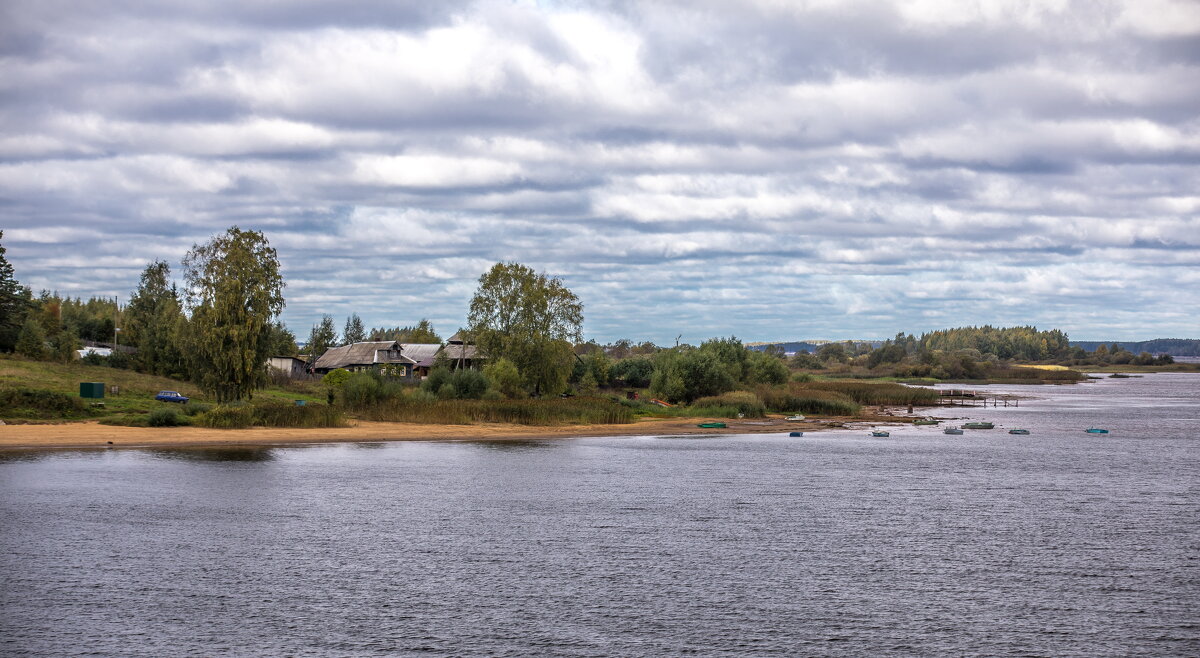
[870,430,890,437]
[789,431,804,437]
[1085,428,1109,434]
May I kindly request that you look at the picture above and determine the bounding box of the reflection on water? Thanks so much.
[146,446,277,462]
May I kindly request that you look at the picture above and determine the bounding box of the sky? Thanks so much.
[2,0,1198,344]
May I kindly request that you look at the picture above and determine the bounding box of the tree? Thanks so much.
[367,318,441,343]
[343,313,365,345]
[611,356,654,388]
[182,227,285,402]
[14,316,47,359]
[306,315,338,363]
[265,321,299,357]
[745,350,789,385]
[125,261,185,376]
[649,347,736,403]
[467,262,583,396]
[0,231,31,352]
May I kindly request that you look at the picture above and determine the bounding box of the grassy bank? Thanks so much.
[354,396,634,426]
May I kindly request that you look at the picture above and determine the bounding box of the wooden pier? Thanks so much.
[938,389,1019,407]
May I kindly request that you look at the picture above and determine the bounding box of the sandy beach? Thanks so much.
[0,416,867,451]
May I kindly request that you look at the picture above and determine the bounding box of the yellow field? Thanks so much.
[1015,364,1069,371]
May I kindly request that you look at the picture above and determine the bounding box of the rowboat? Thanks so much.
[1084,428,1109,434]
[785,414,806,421]
[963,421,995,430]
[870,430,890,437]
[943,426,964,435]
[913,418,939,426]
[788,431,804,437]
[697,422,727,429]
[1008,429,1030,435]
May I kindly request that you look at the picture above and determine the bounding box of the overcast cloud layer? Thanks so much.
[2,0,1198,343]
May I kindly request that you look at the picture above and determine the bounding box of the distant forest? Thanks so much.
[1069,339,1200,356]
[754,334,1200,357]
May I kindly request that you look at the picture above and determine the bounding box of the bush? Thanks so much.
[483,358,524,398]
[343,372,384,408]
[322,369,352,387]
[147,407,185,427]
[0,388,88,418]
[421,367,452,395]
[181,402,212,416]
[450,368,489,399]
[611,356,654,388]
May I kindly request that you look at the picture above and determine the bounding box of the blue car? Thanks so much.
[155,390,189,404]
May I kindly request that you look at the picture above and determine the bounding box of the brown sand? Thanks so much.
[0,417,852,451]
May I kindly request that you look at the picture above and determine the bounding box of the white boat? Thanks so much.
[785,414,806,421]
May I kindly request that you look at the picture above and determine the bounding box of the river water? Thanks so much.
[2,374,1198,656]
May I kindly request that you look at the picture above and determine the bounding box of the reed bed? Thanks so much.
[0,387,89,419]
[756,385,862,415]
[356,396,633,426]
[801,381,941,406]
[197,402,346,429]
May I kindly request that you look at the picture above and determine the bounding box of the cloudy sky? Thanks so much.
[2,0,1198,343]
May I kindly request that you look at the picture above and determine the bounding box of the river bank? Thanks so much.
[0,413,903,451]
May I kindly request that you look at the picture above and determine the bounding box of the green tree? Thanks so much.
[483,357,525,398]
[306,314,338,363]
[182,227,285,402]
[467,262,583,396]
[650,347,736,403]
[610,355,654,388]
[265,321,299,356]
[14,316,47,359]
[125,261,185,376]
[343,313,365,344]
[0,231,31,351]
[745,350,789,385]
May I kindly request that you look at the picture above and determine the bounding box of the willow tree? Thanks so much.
[183,227,284,402]
[467,262,583,396]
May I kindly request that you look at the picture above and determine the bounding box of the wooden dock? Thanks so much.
[938,389,1019,407]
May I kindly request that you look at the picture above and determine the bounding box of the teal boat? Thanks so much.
[963,421,995,430]
[943,426,964,435]
[697,422,726,429]
[1008,429,1030,435]
[870,430,890,437]
[913,418,939,426]
[1084,428,1109,434]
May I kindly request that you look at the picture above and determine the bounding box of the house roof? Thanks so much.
[399,343,441,368]
[441,343,481,361]
[313,341,416,370]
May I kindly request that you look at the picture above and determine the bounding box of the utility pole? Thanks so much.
[113,295,119,351]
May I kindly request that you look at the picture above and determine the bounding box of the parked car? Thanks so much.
[155,390,189,404]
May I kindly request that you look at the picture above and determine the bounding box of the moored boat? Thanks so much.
[913,417,939,426]
[943,426,964,435]
[785,414,806,421]
[697,422,727,429]
[870,430,890,437]
[789,431,804,437]
[1008,429,1030,435]
[963,421,995,430]
[1084,428,1109,434]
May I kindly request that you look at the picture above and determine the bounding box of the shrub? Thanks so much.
[322,369,352,387]
[483,358,524,398]
[450,368,489,399]
[437,383,456,400]
[421,367,452,395]
[0,388,88,418]
[147,407,185,427]
[181,402,212,416]
[610,356,654,388]
[343,372,384,408]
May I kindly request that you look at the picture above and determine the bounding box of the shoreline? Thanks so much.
[0,413,915,452]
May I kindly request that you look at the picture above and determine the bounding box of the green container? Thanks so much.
[79,382,106,399]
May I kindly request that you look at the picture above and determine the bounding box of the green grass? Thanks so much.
[0,355,325,425]
[801,381,941,406]
[196,402,345,429]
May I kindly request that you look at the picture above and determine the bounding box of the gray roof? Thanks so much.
[441,343,481,361]
[399,343,441,368]
[313,341,416,370]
